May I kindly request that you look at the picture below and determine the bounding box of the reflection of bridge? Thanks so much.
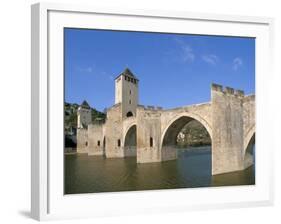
[77,68,255,175]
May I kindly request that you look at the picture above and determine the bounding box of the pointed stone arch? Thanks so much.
[160,113,212,161]
[244,125,255,156]
[123,124,137,157]
[161,112,212,149]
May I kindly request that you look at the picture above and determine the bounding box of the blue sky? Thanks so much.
[65,28,255,111]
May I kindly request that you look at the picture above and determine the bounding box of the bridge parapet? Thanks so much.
[162,102,211,113]
[243,94,255,102]
[107,102,121,111]
[211,83,245,97]
[235,89,245,97]
[142,105,163,111]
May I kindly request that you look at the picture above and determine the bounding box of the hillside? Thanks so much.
[64,102,106,132]
[177,120,211,147]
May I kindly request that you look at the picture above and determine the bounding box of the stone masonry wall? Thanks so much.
[87,124,105,156]
[243,95,255,152]
[76,128,88,153]
[136,106,162,163]
[104,104,124,158]
[242,95,255,169]
[211,84,245,175]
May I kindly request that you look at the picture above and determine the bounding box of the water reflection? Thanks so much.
[65,146,255,194]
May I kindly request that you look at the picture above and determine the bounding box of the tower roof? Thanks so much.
[80,100,90,109]
[115,68,139,81]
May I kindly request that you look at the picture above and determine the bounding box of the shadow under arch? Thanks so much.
[124,124,137,157]
[160,114,212,161]
[244,132,255,169]
[244,125,255,155]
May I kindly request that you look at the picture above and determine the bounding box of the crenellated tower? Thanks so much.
[77,100,92,129]
[211,83,245,175]
[115,68,139,119]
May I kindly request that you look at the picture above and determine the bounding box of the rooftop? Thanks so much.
[80,100,90,109]
[115,67,139,81]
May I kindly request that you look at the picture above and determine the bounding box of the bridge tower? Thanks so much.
[115,68,139,119]
[77,100,92,129]
[76,100,92,153]
[211,84,245,175]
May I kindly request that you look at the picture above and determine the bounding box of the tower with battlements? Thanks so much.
[115,68,139,119]
[77,100,92,129]
[76,100,92,153]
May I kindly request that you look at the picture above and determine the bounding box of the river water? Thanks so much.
[64,146,255,194]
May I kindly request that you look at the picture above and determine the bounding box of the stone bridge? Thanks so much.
[77,83,255,175]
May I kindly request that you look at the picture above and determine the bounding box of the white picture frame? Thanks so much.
[31,2,274,221]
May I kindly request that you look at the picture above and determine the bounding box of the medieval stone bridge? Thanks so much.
[77,69,255,175]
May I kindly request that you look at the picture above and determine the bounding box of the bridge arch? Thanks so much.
[244,125,255,156]
[243,129,255,168]
[160,112,212,150]
[123,123,137,157]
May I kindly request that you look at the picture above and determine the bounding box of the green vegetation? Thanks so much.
[91,108,106,124]
[177,120,211,147]
[64,102,106,131]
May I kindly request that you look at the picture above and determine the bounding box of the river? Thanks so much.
[64,146,255,194]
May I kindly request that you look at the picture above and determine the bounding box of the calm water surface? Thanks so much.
[65,146,255,194]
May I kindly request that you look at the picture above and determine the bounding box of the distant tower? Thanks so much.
[115,68,139,118]
[77,100,92,129]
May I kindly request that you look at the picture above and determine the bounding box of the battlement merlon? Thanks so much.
[137,105,163,111]
[211,83,245,97]
[225,87,234,94]
[234,89,245,97]
[211,83,223,92]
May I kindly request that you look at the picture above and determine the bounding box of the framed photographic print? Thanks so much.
[31,2,274,221]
